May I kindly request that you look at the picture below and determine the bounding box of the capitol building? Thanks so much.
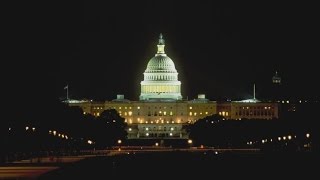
[68,34,278,139]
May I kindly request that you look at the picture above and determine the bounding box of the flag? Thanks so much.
[64,85,68,90]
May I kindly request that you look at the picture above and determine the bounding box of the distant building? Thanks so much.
[67,34,278,139]
[272,71,281,84]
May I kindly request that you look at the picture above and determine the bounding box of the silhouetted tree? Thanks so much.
[95,109,127,148]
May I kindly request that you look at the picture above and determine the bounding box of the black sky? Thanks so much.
[4,1,319,105]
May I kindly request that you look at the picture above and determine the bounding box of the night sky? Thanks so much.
[5,2,319,107]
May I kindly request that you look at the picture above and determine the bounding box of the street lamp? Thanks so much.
[117,139,122,151]
[306,133,310,138]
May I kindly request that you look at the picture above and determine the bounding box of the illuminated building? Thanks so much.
[68,34,278,139]
[272,71,281,84]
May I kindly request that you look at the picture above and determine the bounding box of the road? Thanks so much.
[0,148,317,179]
[0,156,89,179]
[0,166,58,179]
[39,151,317,179]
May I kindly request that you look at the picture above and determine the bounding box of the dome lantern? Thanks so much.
[157,33,166,54]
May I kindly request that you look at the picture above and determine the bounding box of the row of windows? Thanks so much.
[142,127,178,131]
[130,119,181,124]
[239,106,273,110]
[142,85,180,93]
[189,106,214,110]
[119,111,133,116]
[148,111,175,116]
[144,75,177,81]
[236,111,275,116]
[144,133,175,137]
[218,111,229,116]
[189,112,209,116]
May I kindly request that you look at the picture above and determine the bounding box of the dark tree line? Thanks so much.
[189,102,319,151]
[0,101,127,163]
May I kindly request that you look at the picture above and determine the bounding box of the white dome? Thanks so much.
[145,55,177,73]
[140,34,182,101]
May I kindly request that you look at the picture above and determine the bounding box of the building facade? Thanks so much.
[67,34,278,139]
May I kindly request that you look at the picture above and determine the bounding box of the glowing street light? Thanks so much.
[288,135,292,140]
[25,126,29,131]
[117,140,122,144]
[188,139,193,144]
[155,142,159,147]
[306,133,310,138]
[87,140,93,145]
[283,136,286,140]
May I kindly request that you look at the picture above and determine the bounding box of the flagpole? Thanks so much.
[67,85,69,100]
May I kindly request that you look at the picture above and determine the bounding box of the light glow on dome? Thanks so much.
[140,34,182,101]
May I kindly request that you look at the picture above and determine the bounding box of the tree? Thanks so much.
[189,114,225,146]
[95,109,127,147]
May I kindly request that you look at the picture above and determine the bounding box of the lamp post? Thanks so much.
[117,139,122,151]
[188,139,193,148]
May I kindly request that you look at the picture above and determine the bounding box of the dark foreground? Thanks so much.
[39,151,318,179]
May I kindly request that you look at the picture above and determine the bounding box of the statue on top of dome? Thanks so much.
[158,33,165,45]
